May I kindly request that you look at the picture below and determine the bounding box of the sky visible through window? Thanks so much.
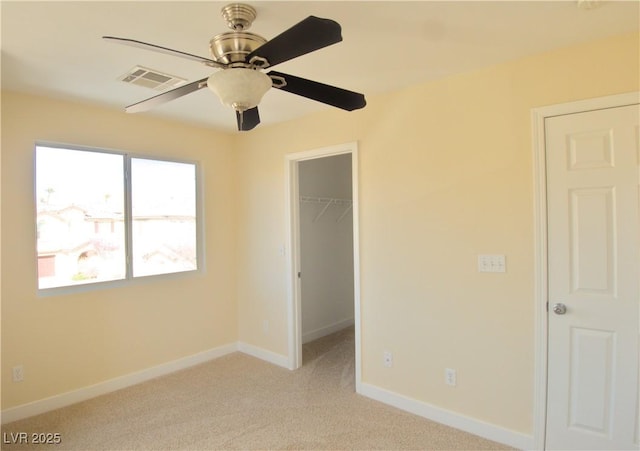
[131,158,196,217]
[36,147,124,211]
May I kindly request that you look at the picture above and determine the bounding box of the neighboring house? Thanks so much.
[36,205,195,286]
[36,205,125,287]
[135,244,197,277]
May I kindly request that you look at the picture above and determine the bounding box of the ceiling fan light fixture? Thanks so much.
[207,68,272,112]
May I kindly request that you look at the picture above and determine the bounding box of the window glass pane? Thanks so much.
[35,146,126,288]
[131,158,197,277]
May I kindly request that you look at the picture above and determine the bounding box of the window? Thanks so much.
[35,144,200,291]
[131,158,197,277]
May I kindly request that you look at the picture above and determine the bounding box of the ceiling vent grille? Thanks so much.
[119,66,187,91]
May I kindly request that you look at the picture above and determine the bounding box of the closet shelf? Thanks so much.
[300,196,353,223]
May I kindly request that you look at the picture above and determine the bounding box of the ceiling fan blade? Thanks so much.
[246,16,342,68]
[103,36,225,68]
[126,77,209,113]
[236,107,261,131]
[268,71,366,111]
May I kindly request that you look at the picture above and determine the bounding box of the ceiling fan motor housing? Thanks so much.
[209,31,267,66]
[209,3,267,66]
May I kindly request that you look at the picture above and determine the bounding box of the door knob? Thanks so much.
[552,303,567,315]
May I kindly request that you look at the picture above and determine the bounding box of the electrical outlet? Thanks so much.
[445,368,457,386]
[383,351,393,368]
[12,365,24,382]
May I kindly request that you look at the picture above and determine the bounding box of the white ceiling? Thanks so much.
[2,1,638,132]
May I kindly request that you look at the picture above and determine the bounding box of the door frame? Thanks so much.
[531,91,639,449]
[284,141,361,391]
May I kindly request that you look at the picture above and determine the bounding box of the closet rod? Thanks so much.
[299,196,353,223]
[300,195,352,206]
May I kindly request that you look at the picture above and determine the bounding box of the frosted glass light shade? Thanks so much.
[207,68,272,112]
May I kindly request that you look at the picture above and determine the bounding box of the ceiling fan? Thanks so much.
[104,3,366,131]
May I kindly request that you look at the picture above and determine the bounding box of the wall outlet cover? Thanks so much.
[12,365,24,382]
[383,351,393,368]
[445,368,457,386]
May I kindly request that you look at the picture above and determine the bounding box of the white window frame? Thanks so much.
[34,142,204,296]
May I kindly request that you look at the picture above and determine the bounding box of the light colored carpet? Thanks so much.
[1,328,512,450]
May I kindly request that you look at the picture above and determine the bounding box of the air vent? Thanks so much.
[119,66,187,91]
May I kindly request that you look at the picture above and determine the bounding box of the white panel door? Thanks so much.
[546,104,639,450]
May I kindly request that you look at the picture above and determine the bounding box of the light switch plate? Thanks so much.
[478,254,506,273]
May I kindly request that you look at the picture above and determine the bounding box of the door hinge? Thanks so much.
[298,271,301,279]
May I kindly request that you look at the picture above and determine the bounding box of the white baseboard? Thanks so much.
[237,341,289,368]
[1,343,238,425]
[302,317,355,344]
[358,382,533,450]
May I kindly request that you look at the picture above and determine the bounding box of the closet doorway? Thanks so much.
[285,142,361,389]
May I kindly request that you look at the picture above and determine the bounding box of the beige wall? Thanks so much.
[1,31,638,436]
[234,32,639,434]
[1,92,238,408]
